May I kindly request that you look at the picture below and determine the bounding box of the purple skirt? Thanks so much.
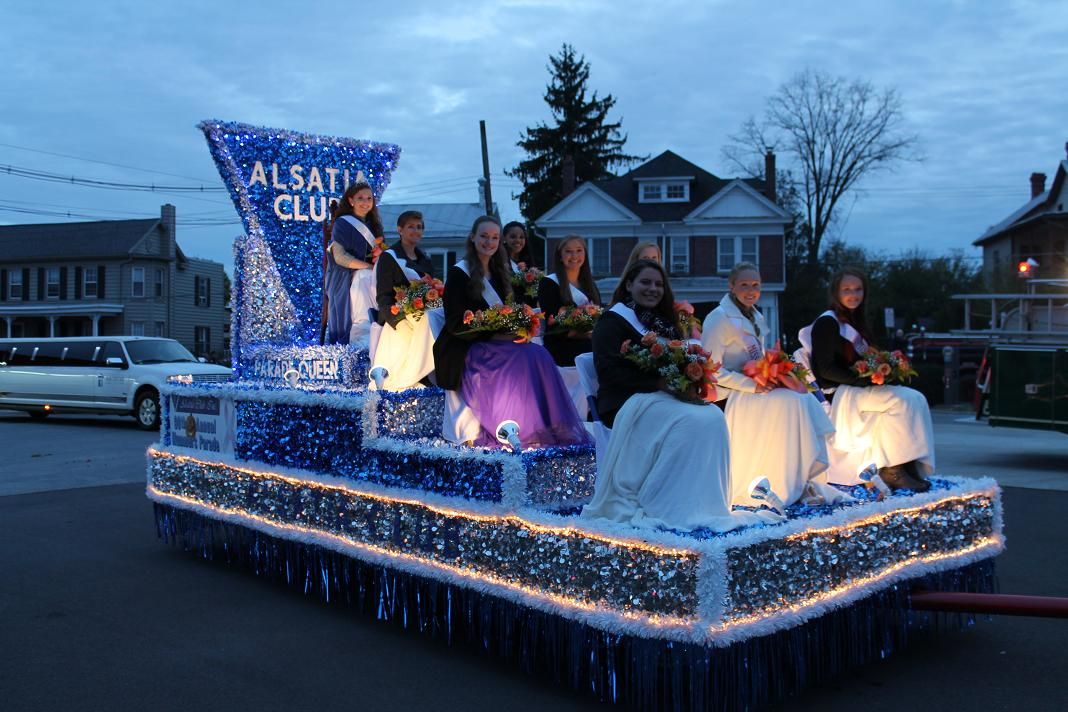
[461,341,592,449]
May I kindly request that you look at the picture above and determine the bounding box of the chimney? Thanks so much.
[160,203,177,258]
[1030,172,1047,199]
[764,150,776,203]
[561,155,576,197]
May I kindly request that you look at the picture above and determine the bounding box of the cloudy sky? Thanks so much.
[2,0,1066,272]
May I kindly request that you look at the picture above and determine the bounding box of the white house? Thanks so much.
[535,150,791,338]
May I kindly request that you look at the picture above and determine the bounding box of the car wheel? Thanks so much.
[135,389,160,430]
[28,410,49,420]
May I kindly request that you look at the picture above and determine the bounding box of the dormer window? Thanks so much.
[637,179,691,203]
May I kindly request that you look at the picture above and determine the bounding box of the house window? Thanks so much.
[718,237,759,273]
[425,249,458,280]
[155,269,164,297]
[195,326,211,356]
[641,184,662,202]
[197,277,209,306]
[155,322,165,337]
[132,267,145,297]
[46,267,60,299]
[670,236,690,275]
[130,321,144,336]
[590,238,611,276]
[639,181,689,203]
[84,269,98,299]
[665,183,687,200]
[9,271,23,301]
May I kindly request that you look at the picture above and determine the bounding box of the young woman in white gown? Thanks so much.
[805,267,934,491]
[701,262,835,507]
[582,260,775,532]
[370,210,441,391]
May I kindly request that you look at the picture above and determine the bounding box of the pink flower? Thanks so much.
[463,310,475,325]
[641,332,658,347]
[620,339,632,354]
[649,343,665,358]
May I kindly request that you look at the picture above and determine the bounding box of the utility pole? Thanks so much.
[479,120,493,215]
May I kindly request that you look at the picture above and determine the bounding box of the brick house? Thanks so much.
[974,147,1068,287]
[0,204,229,358]
[535,150,790,337]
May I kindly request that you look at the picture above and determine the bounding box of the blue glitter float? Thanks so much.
[199,119,401,346]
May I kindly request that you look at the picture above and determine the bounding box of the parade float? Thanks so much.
[147,120,1004,711]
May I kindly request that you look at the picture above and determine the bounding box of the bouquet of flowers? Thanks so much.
[510,263,544,301]
[390,275,445,321]
[674,301,702,339]
[369,236,387,264]
[461,302,543,342]
[852,349,917,385]
[742,341,813,393]
[620,332,720,403]
[546,303,603,335]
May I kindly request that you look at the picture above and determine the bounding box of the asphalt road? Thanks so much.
[1,408,1066,711]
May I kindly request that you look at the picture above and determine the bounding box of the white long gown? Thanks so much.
[582,304,775,532]
[369,250,442,392]
[702,294,834,506]
[800,312,936,480]
[583,392,757,531]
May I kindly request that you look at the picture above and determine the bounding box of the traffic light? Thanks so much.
[1017,257,1038,278]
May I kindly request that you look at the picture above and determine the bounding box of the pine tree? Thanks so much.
[508,44,644,222]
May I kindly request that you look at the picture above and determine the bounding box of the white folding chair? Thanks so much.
[573,353,611,464]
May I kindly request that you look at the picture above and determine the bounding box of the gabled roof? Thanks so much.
[975,159,1068,245]
[536,182,641,224]
[591,150,771,223]
[378,201,498,239]
[0,218,161,261]
[685,179,791,222]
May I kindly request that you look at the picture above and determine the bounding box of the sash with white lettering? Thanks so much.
[798,310,870,355]
[545,273,590,306]
[454,260,503,307]
[382,248,422,282]
[338,215,378,250]
[609,302,650,337]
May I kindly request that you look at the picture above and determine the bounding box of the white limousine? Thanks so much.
[0,337,231,429]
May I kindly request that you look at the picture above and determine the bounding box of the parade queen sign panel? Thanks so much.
[199,120,400,382]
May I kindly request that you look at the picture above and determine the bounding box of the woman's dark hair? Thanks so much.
[551,235,601,306]
[331,181,384,237]
[611,259,676,326]
[829,267,873,343]
[502,221,535,267]
[463,215,513,302]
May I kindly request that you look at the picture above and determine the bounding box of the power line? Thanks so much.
[0,141,222,184]
[0,163,227,193]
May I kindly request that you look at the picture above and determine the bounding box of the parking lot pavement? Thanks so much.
[0,410,156,496]
[2,406,1067,711]
[930,407,1068,491]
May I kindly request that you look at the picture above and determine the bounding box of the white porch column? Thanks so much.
[91,314,101,336]
[3,317,12,338]
[47,315,56,337]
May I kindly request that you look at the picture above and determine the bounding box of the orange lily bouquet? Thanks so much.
[461,302,543,342]
[370,236,387,264]
[620,332,720,403]
[390,275,445,322]
[852,349,917,385]
[742,340,812,393]
[510,263,544,300]
[674,301,702,339]
[546,303,603,334]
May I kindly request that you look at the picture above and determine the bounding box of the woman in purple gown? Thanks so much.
[432,215,591,450]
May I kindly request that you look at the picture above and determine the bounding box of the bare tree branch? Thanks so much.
[725,69,920,264]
